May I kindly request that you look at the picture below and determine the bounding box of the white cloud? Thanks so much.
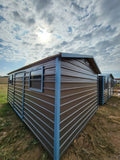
[0,0,120,77]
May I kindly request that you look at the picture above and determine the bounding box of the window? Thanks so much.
[29,67,43,92]
[9,74,13,85]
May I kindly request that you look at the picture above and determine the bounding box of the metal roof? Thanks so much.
[8,52,101,75]
[98,73,114,79]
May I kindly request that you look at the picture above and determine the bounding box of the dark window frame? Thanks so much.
[9,74,13,85]
[29,66,43,92]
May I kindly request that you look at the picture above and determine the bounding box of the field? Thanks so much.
[0,84,120,160]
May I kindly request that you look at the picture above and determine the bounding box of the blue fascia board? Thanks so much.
[54,56,61,160]
[98,74,113,78]
[60,52,93,58]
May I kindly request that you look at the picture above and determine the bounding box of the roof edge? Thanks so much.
[8,52,101,75]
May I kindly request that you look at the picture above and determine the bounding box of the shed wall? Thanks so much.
[8,58,56,157]
[98,76,108,105]
[60,58,98,156]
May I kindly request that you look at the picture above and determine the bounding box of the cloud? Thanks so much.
[0,15,6,22]
[0,0,120,77]
[13,11,35,26]
[33,0,52,12]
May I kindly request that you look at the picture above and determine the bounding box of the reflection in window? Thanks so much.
[9,75,13,85]
[29,67,43,92]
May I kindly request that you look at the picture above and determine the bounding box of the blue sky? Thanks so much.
[0,0,120,78]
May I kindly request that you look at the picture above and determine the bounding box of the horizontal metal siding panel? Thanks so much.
[14,74,24,118]
[61,89,97,106]
[98,77,103,105]
[24,109,54,143]
[23,117,53,157]
[61,68,97,80]
[23,58,56,156]
[60,107,97,156]
[63,59,95,74]
[60,58,98,157]
[7,57,56,157]
[61,60,97,77]
[61,85,97,95]
[8,83,14,106]
[60,102,97,150]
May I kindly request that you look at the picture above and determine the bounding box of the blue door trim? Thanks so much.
[22,72,25,120]
[54,56,61,160]
[102,76,104,105]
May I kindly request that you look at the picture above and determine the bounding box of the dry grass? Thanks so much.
[0,77,8,84]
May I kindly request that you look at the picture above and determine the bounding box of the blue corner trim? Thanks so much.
[13,74,15,108]
[97,75,99,110]
[54,56,61,160]
[102,76,104,105]
[22,72,25,120]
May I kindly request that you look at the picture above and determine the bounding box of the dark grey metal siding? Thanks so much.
[98,76,103,105]
[8,58,56,157]
[98,76,108,105]
[60,58,98,156]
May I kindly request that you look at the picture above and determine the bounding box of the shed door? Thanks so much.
[14,72,25,119]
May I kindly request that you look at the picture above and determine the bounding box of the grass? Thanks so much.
[0,84,120,160]
[0,84,8,104]
[0,84,50,160]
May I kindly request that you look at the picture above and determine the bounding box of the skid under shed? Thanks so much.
[8,53,101,160]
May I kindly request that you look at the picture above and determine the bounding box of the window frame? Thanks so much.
[29,66,44,92]
[9,74,13,85]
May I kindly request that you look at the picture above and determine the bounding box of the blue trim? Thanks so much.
[102,76,104,105]
[22,72,25,120]
[29,66,43,92]
[54,56,61,160]
[13,106,22,119]
[97,75,99,110]
[13,74,15,108]
[61,52,93,58]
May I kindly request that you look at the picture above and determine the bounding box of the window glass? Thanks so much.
[29,67,43,92]
[9,75,13,85]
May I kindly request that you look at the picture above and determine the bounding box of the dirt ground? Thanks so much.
[0,84,120,160]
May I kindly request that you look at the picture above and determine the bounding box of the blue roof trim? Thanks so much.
[8,52,101,75]
[61,52,93,58]
[98,74,114,79]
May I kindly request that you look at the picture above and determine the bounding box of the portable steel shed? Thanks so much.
[108,74,114,98]
[98,74,108,105]
[98,74,114,105]
[7,53,100,160]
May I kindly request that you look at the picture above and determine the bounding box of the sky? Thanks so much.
[0,0,120,78]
